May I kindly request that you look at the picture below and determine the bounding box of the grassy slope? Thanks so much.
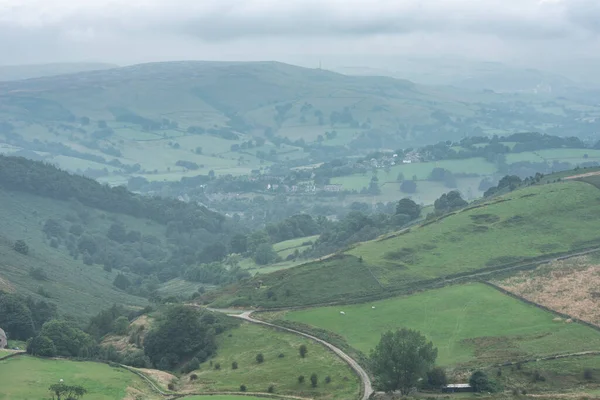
[183,322,359,399]
[0,189,155,321]
[283,283,600,368]
[0,355,161,400]
[349,181,600,286]
[213,180,600,308]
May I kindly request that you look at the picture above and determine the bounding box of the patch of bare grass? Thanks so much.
[498,256,600,325]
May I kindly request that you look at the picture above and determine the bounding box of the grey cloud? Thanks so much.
[0,0,584,40]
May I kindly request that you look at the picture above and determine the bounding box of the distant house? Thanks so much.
[442,384,472,393]
[323,184,342,192]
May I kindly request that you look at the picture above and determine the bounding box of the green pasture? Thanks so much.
[348,181,600,286]
[0,356,159,400]
[185,322,359,399]
[284,283,600,367]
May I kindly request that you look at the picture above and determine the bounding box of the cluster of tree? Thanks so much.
[264,214,320,243]
[143,305,236,370]
[0,156,226,232]
[0,291,57,341]
[183,262,250,285]
[27,320,96,358]
[429,168,458,188]
[370,328,501,395]
[309,199,421,257]
[421,132,587,164]
[433,191,468,214]
[175,160,200,170]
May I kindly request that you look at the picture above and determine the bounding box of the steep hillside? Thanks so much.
[0,155,240,322]
[211,179,600,308]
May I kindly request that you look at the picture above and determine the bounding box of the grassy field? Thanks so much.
[349,181,600,287]
[330,158,496,191]
[181,322,360,399]
[283,283,600,368]
[0,189,152,321]
[0,355,160,400]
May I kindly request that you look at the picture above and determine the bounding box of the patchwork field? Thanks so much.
[498,255,600,326]
[282,283,600,368]
[0,356,161,400]
[181,322,360,399]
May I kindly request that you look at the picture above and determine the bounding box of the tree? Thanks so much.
[256,353,264,363]
[0,293,35,340]
[14,239,29,255]
[144,306,219,370]
[396,198,421,220]
[298,375,305,384]
[112,316,129,335]
[426,367,447,389]
[400,180,417,194]
[253,243,278,266]
[370,328,438,395]
[469,371,497,393]
[27,335,56,357]
[230,234,247,254]
[39,320,95,357]
[396,172,405,182]
[113,274,131,291]
[299,344,308,358]
[310,373,318,387]
[49,383,87,400]
[434,191,468,213]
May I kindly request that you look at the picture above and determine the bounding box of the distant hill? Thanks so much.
[0,62,118,82]
[334,57,578,94]
[1,60,599,185]
[210,174,600,308]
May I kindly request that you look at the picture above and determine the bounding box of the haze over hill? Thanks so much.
[3,2,600,399]
[0,62,118,82]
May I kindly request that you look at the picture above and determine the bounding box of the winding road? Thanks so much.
[227,310,373,400]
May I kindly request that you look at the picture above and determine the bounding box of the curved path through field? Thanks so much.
[225,310,373,400]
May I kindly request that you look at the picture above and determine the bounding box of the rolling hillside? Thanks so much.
[211,177,600,308]
[1,61,599,186]
[0,155,237,323]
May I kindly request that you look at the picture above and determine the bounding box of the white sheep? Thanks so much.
[340,311,345,315]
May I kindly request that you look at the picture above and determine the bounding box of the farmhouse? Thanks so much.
[442,383,472,393]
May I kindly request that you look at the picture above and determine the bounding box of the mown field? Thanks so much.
[181,322,360,399]
[0,356,161,400]
[282,283,600,368]
[349,181,600,286]
[0,189,150,321]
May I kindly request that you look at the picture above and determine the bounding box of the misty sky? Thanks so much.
[1,0,600,76]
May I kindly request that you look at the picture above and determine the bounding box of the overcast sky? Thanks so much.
[1,0,600,78]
